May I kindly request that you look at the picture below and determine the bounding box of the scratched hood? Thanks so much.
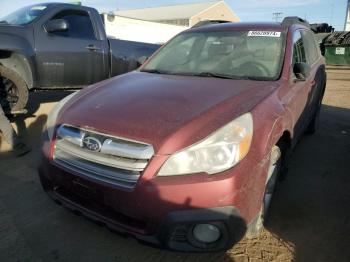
[59,71,278,154]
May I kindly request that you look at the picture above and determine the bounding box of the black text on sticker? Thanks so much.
[248,31,281,37]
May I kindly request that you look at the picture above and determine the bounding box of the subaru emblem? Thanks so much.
[82,136,102,152]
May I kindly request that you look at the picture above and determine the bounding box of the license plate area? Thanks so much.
[71,179,98,200]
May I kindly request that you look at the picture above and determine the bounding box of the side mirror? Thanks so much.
[44,19,69,33]
[293,62,310,81]
[137,56,148,67]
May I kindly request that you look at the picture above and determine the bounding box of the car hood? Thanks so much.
[59,71,279,154]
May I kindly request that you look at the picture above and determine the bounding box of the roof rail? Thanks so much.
[192,20,231,28]
[282,16,310,28]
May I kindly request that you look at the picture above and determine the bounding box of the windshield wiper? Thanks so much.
[198,72,269,81]
[139,69,268,80]
[140,69,168,74]
[195,72,242,79]
[237,76,270,81]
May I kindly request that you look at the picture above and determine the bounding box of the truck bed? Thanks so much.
[109,39,161,77]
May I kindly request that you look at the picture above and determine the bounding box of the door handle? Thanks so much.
[86,45,101,51]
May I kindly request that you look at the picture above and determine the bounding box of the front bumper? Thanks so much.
[38,132,270,251]
[39,158,247,252]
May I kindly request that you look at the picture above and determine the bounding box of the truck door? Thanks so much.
[34,9,109,87]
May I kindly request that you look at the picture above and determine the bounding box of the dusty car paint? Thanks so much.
[39,20,326,252]
[57,72,280,154]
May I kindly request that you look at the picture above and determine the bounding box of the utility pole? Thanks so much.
[330,0,334,26]
[272,12,283,22]
[346,0,350,31]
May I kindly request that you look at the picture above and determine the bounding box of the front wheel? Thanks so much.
[0,65,29,113]
[246,146,282,238]
[305,101,321,135]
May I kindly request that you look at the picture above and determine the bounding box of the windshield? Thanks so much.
[0,4,48,25]
[142,30,285,80]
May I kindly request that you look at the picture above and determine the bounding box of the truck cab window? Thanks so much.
[51,10,95,40]
[292,31,306,65]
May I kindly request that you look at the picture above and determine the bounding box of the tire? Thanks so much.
[246,146,282,238]
[305,101,321,135]
[0,65,29,113]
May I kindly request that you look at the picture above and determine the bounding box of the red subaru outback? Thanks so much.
[39,17,326,252]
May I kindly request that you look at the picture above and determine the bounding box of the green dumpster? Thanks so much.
[324,45,350,65]
[323,32,350,66]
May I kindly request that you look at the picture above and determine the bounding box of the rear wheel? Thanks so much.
[0,65,28,113]
[246,146,282,238]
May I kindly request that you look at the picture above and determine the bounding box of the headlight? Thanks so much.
[158,113,253,176]
[47,92,78,140]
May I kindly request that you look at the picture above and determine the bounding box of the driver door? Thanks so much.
[34,9,107,87]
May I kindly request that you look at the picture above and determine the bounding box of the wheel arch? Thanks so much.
[0,50,33,90]
[258,112,293,162]
[0,32,37,89]
[276,130,292,150]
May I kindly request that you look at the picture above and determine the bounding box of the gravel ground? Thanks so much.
[0,68,349,262]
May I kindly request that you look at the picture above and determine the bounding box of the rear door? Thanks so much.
[34,9,108,87]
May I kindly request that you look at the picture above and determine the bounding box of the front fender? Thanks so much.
[0,33,36,89]
[251,90,294,162]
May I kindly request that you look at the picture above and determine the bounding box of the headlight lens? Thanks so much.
[158,113,253,176]
[47,92,78,140]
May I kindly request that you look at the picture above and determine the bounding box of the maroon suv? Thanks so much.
[39,17,326,252]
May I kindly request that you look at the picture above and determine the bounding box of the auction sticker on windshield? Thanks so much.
[248,31,281,37]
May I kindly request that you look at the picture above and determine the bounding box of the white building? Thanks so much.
[115,1,240,27]
[102,14,187,44]
[103,1,240,44]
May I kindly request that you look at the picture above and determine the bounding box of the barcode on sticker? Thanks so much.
[248,31,281,37]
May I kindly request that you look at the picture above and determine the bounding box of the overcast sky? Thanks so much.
[0,0,348,30]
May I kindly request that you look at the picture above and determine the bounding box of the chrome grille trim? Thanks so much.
[56,125,154,160]
[54,149,140,188]
[53,125,154,188]
[101,139,154,160]
[56,125,84,147]
[56,140,148,171]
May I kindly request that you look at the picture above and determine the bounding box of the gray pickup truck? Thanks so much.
[0,3,160,112]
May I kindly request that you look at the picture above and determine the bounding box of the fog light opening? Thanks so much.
[192,223,221,244]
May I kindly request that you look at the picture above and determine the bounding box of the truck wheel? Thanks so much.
[305,101,321,135]
[0,65,28,113]
[246,146,282,238]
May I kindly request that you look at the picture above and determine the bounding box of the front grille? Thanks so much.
[53,125,154,189]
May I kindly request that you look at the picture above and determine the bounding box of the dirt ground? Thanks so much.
[0,68,349,262]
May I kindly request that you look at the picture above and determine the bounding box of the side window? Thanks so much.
[51,10,95,40]
[292,31,306,65]
[301,30,319,65]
